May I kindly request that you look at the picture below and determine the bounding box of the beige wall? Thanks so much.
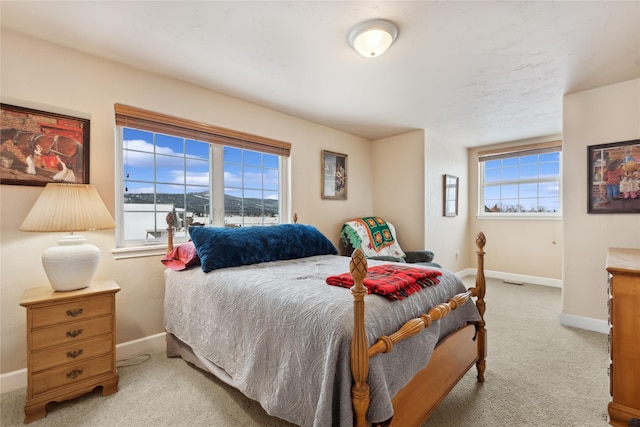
[424,131,470,271]
[0,29,373,374]
[371,131,470,272]
[562,78,640,323]
[371,130,426,251]
[468,136,564,281]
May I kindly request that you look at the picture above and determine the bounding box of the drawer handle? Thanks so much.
[66,308,84,317]
[66,329,83,338]
[66,369,84,379]
[66,349,84,359]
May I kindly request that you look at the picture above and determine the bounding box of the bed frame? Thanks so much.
[165,214,486,427]
[352,232,486,426]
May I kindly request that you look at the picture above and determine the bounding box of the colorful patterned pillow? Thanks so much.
[161,241,200,271]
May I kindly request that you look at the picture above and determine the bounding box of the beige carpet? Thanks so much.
[1,278,611,427]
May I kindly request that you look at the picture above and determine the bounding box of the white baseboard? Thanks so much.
[485,269,563,288]
[458,268,562,288]
[115,332,166,360]
[559,313,609,334]
[456,268,476,278]
[0,332,166,395]
[0,368,27,396]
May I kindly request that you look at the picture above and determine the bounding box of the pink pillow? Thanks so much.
[161,241,200,271]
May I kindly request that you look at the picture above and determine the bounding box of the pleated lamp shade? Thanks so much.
[20,183,115,291]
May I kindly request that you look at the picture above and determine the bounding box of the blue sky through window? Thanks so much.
[123,128,278,198]
[482,151,560,213]
[118,120,285,245]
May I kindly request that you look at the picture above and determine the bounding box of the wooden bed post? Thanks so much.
[350,248,370,427]
[166,212,175,252]
[472,232,487,383]
[358,232,488,426]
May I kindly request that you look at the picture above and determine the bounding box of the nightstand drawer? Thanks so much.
[31,316,113,351]
[31,354,114,396]
[30,295,112,329]
[32,335,113,372]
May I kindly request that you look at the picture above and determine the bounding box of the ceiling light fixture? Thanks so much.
[348,19,398,58]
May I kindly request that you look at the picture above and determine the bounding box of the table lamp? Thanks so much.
[20,183,116,291]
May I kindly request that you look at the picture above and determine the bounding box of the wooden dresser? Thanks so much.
[606,248,640,427]
[20,280,120,423]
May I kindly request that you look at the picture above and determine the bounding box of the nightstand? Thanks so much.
[20,280,120,423]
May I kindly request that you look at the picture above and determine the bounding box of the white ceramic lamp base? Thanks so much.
[42,234,101,291]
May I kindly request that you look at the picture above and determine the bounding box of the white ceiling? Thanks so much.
[2,1,639,147]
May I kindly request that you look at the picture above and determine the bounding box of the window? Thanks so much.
[222,146,280,227]
[114,105,290,248]
[478,141,562,217]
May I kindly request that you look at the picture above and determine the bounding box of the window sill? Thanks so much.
[111,244,168,260]
[476,214,562,221]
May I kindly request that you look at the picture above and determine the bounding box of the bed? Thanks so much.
[162,216,487,427]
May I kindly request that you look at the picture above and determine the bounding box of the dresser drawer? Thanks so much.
[32,335,113,372]
[31,316,113,351]
[31,354,114,396]
[30,295,112,329]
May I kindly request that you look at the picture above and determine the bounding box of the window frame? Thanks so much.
[112,105,291,257]
[477,141,562,219]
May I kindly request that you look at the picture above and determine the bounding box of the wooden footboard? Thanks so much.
[351,232,487,427]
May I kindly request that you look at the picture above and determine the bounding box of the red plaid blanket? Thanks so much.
[326,264,442,301]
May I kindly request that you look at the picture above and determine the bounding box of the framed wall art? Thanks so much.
[588,139,640,214]
[321,150,347,200]
[0,103,90,186]
[443,174,459,217]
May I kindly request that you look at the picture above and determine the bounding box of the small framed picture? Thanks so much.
[321,150,347,200]
[444,174,459,217]
[588,139,640,213]
[1,103,90,186]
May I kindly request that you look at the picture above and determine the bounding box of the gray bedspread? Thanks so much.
[164,255,480,427]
